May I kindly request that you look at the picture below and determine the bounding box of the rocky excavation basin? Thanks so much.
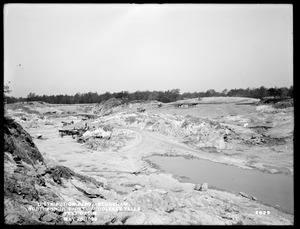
[146,155,294,214]
[5,98,294,225]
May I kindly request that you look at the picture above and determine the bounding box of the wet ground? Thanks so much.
[146,155,294,214]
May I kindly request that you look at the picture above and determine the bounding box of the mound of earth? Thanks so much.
[80,128,136,151]
[102,112,273,150]
[85,98,124,116]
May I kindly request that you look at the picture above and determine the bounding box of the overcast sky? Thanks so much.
[4,4,293,97]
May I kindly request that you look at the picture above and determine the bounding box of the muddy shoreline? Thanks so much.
[143,154,293,214]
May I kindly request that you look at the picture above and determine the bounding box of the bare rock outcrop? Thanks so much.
[4,116,107,225]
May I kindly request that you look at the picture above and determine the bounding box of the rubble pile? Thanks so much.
[107,112,230,150]
[105,109,292,150]
[93,98,123,115]
[80,127,136,151]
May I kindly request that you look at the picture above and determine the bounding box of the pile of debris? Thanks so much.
[109,113,231,150]
[94,98,123,116]
[79,127,135,151]
[108,110,291,150]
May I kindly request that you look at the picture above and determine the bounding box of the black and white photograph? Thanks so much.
[3,3,293,225]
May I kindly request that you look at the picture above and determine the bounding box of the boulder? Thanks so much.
[239,192,250,199]
[194,184,201,191]
[132,185,143,191]
[4,116,44,165]
[36,134,43,139]
[214,138,226,149]
[200,183,208,191]
[40,213,57,222]
[5,213,25,224]
[124,212,146,225]
[194,183,208,191]
[178,203,185,208]
[165,204,175,213]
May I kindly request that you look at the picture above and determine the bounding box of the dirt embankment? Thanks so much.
[3,116,114,225]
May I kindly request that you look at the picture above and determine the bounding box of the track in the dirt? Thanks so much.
[118,126,205,156]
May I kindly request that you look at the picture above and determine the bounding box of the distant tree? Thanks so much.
[4,81,11,95]
[101,92,112,101]
[267,87,283,98]
[143,91,151,101]
[4,85,20,104]
[73,93,82,104]
[257,86,268,98]
[131,91,144,101]
[279,87,289,98]
[275,88,283,98]
[191,91,199,99]
[227,89,236,97]
[147,91,160,101]
[82,92,96,103]
[250,86,268,99]
[221,89,228,96]
[4,81,12,105]
[181,92,192,99]
[90,92,99,103]
[288,86,293,98]
[205,89,216,97]
[63,95,72,104]
[227,88,250,97]
[7,86,292,105]
[157,89,181,103]
[170,88,180,101]
[198,91,206,97]
[238,88,250,97]
[267,88,276,97]
[114,91,129,101]
[157,91,173,103]
[27,92,36,103]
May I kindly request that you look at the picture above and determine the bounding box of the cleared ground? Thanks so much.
[5,97,294,225]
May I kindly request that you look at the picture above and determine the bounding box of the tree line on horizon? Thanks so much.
[4,85,293,105]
